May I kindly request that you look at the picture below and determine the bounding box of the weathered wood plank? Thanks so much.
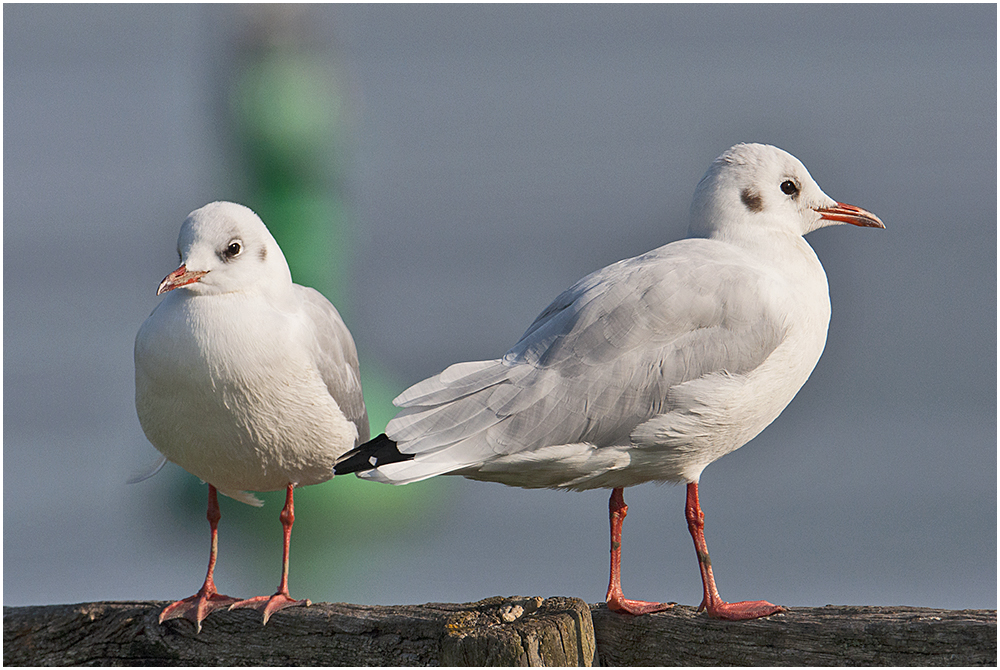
[3,597,594,667]
[5,599,995,666]
[591,603,996,666]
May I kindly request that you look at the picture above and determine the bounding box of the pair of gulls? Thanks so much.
[135,143,883,632]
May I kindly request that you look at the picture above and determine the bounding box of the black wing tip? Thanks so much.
[334,433,414,475]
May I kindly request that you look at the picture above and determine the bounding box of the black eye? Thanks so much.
[223,240,243,260]
[780,180,799,196]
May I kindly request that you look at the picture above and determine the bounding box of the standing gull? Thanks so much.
[336,143,883,620]
[135,201,369,631]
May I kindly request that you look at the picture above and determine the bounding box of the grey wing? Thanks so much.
[297,286,370,445]
[381,240,787,481]
[509,240,787,377]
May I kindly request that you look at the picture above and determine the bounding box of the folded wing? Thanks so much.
[298,286,370,446]
[371,239,788,484]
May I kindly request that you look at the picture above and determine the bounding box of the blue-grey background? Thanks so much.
[4,5,996,611]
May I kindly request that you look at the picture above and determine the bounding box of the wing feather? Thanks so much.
[382,239,788,478]
[297,286,370,445]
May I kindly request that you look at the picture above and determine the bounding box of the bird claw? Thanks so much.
[159,591,242,633]
[229,593,311,625]
[607,596,676,616]
[700,599,785,620]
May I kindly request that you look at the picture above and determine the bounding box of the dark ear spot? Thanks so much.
[259,246,267,262]
[740,188,764,213]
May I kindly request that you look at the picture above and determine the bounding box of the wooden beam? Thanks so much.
[4,599,995,666]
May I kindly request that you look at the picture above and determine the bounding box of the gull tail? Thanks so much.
[334,433,414,476]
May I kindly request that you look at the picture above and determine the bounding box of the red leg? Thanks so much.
[159,485,240,633]
[686,482,784,620]
[605,487,674,615]
[230,483,311,624]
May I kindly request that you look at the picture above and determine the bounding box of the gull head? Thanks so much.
[156,202,292,297]
[688,143,884,242]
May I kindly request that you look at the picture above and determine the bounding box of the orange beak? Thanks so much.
[815,202,885,229]
[157,265,208,295]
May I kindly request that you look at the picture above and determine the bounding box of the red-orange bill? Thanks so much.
[157,265,208,295]
[815,202,885,229]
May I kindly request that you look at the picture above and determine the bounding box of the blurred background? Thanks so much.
[4,5,996,612]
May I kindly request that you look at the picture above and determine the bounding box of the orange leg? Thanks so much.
[686,482,784,620]
[230,483,311,624]
[159,485,240,633]
[605,487,675,615]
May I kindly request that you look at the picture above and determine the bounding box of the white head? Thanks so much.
[155,202,292,297]
[688,143,883,241]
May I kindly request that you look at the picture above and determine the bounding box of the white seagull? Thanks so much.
[336,143,883,620]
[135,201,369,631]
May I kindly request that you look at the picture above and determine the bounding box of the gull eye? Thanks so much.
[780,180,799,196]
[223,240,243,260]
